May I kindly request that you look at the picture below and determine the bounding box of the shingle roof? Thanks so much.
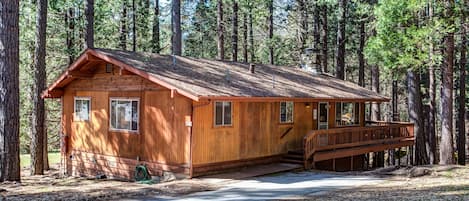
[44,48,389,102]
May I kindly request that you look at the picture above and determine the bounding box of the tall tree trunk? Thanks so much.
[457,2,466,165]
[0,0,20,182]
[439,0,455,165]
[232,0,238,62]
[371,65,383,167]
[392,80,399,165]
[297,0,307,57]
[132,0,136,52]
[312,2,320,64]
[85,0,94,49]
[152,0,160,53]
[171,0,182,56]
[335,0,347,80]
[31,0,47,176]
[243,12,248,62]
[371,65,380,121]
[43,128,48,171]
[407,70,429,165]
[321,5,328,73]
[120,0,128,51]
[249,6,254,62]
[392,80,399,121]
[268,0,274,65]
[217,0,224,60]
[427,0,437,165]
[358,20,365,87]
[66,8,75,65]
[138,0,150,51]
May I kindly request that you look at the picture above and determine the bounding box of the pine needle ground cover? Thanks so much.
[306,165,469,201]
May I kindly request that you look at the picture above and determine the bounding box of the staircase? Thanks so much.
[282,150,304,165]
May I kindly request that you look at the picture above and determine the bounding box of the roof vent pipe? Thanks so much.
[300,48,322,75]
[249,64,256,73]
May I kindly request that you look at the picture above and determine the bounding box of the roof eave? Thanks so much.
[198,96,390,102]
[42,49,201,102]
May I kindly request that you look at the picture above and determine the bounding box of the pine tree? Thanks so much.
[335,0,347,80]
[217,0,224,60]
[232,0,238,62]
[120,0,128,50]
[456,0,466,165]
[268,0,274,65]
[172,0,182,55]
[321,4,328,73]
[0,0,21,182]
[151,0,160,53]
[439,0,455,165]
[31,0,47,175]
[85,0,94,49]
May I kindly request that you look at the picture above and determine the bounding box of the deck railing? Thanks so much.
[303,121,414,169]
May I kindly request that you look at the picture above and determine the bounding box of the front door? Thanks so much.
[318,102,329,130]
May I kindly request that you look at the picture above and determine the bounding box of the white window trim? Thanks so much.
[74,97,91,122]
[109,97,140,133]
[214,101,233,127]
[279,101,294,123]
[335,102,361,127]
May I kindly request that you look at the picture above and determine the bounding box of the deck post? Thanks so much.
[398,148,401,167]
[333,158,336,171]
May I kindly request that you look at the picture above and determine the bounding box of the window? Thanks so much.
[280,101,294,123]
[335,102,360,126]
[74,97,90,121]
[214,101,232,126]
[110,98,139,132]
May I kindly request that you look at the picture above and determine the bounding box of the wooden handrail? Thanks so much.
[303,122,414,169]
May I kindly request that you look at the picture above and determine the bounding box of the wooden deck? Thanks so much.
[303,121,414,170]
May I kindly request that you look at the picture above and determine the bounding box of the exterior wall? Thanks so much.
[191,101,366,175]
[191,101,315,171]
[62,63,192,179]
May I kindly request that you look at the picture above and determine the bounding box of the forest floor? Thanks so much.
[0,164,216,201]
[306,165,469,201]
[1,164,469,200]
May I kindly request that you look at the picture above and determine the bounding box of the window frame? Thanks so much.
[279,101,294,124]
[335,102,360,127]
[109,97,140,133]
[213,101,233,127]
[74,97,91,122]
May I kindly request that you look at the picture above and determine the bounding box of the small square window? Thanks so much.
[74,97,90,121]
[280,101,294,123]
[214,101,232,126]
[110,98,139,132]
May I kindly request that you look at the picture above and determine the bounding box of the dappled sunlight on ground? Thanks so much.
[0,164,216,201]
[306,165,469,201]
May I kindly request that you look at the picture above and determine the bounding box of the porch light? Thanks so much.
[300,48,322,75]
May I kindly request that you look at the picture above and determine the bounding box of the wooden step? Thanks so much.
[288,150,304,155]
[284,154,303,160]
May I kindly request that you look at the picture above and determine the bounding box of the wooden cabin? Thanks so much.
[43,48,414,180]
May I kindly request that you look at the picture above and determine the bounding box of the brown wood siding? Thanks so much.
[62,63,191,178]
[192,101,314,165]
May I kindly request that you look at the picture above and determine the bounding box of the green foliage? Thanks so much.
[365,0,442,75]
